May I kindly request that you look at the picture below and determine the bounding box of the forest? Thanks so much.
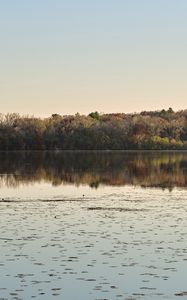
[0,108,187,150]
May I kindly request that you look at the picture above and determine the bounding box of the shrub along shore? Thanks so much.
[0,108,187,150]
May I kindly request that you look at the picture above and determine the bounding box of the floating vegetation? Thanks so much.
[87,207,148,212]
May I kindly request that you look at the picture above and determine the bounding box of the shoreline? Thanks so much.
[0,149,187,153]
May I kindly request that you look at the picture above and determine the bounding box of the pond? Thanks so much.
[0,151,187,300]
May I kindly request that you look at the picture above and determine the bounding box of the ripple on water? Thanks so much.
[0,187,187,299]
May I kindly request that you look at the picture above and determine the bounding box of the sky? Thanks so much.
[0,0,187,117]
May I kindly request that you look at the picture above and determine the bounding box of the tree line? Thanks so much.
[0,108,187,150]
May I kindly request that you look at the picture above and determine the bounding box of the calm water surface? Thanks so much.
[0,152,187,300]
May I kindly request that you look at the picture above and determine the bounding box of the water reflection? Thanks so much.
[0,151,187,190]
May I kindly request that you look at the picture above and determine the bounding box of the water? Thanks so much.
[0,151,187,300]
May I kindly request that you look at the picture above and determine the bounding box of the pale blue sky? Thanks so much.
[0,0,187,116]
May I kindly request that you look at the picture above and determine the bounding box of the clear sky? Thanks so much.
[0,0,187,116]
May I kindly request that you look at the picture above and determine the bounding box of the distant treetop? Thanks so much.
[88,111,100,120]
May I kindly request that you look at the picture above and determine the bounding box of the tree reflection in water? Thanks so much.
[0,151,186,190]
